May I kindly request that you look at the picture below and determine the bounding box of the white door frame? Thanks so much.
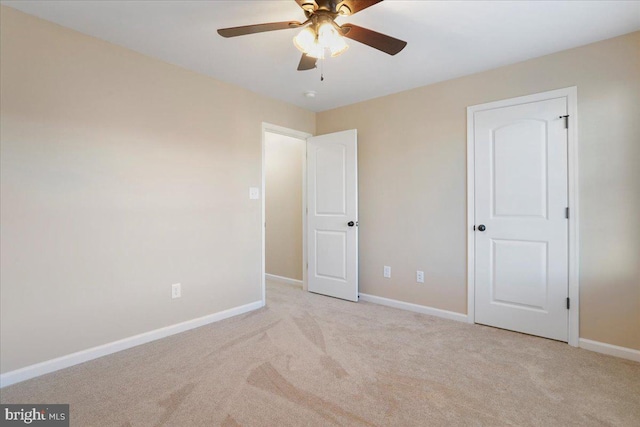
[466,87,580,347]
[261,123,313,306]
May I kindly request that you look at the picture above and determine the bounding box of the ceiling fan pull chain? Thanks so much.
[320,57,324,82]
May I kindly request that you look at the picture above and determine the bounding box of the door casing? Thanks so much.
[466,87,580,347]
[261,123,312,306]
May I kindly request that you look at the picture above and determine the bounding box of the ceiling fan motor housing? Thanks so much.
[303,0,351,17]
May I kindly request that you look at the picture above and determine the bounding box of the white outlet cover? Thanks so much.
[172,283,181,299]
[383,266,391,278]
[417,271,425,283]
[249,187,260,200]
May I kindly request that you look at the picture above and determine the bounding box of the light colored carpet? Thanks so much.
[1,281,639,426]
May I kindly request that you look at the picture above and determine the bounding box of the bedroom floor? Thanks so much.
[2,280,639,426]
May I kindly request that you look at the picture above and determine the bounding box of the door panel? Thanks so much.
[315,145,347,215]
[307,130,358,302]
[315,231,347,280]
[475,97,568,341]
[493,121,547,218]
[492,239,548,309]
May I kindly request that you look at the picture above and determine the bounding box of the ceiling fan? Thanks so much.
[217,0,407,71]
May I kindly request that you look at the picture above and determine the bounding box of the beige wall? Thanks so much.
[318,32,640,350]
[265,133,304,281]
[1,5,638,377]
[0,6,315,373]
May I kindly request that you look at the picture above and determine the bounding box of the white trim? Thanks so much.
[0,300,262,388]
[466,100,476,325]
[566,87,580,347]
[359,293,468,323]
[261,123,312,304]
[466,87,580,346]
[301,136,308,293]
[579,339,640,363]
[265,273,303,287]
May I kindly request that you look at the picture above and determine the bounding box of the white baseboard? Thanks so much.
[579,338,640,362]
[265,273,303,287]
[0,300,263,388]
[358,293,468,323]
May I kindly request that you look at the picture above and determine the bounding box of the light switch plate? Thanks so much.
[249,187,260,200]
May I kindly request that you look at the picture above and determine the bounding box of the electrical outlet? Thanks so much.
[416,271,425,283]
[171,283,181,299]
[383,266,391,278]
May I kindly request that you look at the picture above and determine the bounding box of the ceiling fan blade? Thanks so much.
[342,24,406,55]
[218,21,303,38]
[337,0,383,16]
[297,54,318,71]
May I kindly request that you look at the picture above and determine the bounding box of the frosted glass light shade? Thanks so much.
[318,23,348,57]
[293,27,315,52]
[329,36,348,57]
[293,23,348,60]
[293,27,325,59]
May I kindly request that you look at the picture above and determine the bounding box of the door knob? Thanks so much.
[347,221,355,227]
[477,224,486,232]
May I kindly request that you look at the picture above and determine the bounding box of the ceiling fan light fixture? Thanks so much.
[329,34,349,57]
[317,22,338,45]
[293,27,314,51]
[318,22,348,57]
[293,27,324,59]
[307,43,326,59]
[294,20,349,60]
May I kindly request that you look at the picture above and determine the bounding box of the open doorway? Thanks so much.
[261,124,311,304]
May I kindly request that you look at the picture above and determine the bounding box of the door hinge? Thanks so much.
[565,207,569,219]
[559,115,569,129]
[566,297,570,310]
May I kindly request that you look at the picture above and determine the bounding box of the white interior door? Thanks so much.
[474,97,569,341]
[307,130,358,302]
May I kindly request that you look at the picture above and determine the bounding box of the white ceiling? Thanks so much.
[3,1,640,112]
